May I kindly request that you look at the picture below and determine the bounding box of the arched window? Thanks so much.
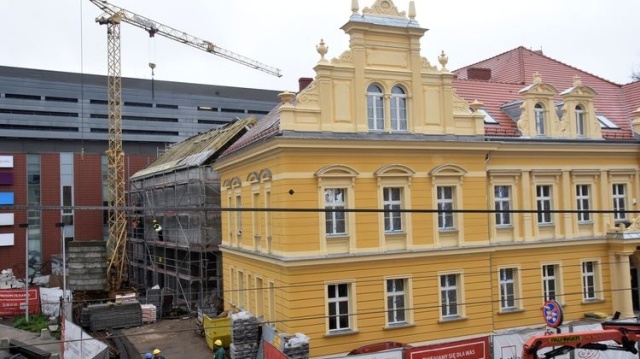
[575,105,585,136]
[390,86,407,131]
[534,103,546,136]
[367,84,384,131]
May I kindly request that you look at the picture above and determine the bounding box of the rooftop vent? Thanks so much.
[467,67,492,81]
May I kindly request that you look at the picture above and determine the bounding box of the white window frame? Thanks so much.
[367,84,384,131]
[385,277,409,325]
[576,184,591,223]
[390,85,407,132]
[612,184,627,221]
[383,187,403,233]
[575,105,585,136]
[534,103,546,136]
[439,273,461,318]
[494,185,511,226]
[237,270,245,309]
[581,260,601,301]
[542,264,561,302]
[437,186,455,230]
[325,188,347,236]
[536,185,552,224]
[326,282,354,332]
[499,267,519,311]
[235,194,243,236]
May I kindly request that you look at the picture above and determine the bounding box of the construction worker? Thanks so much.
[152,219,164,241]
[214,339,225,359]
[144,353,152,359]
[152,348,166,359]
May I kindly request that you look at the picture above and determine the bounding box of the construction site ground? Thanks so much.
[122,317,214,358]
[0,317,213,359]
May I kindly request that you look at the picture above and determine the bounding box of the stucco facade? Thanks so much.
[215,0,640,357]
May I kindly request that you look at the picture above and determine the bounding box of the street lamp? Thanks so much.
[55,222,66,302]
[18,223,29,322]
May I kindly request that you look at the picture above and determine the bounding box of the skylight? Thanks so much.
[596,115,619,129]
[470,108,499,124]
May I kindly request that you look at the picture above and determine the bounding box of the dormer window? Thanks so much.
[534,103,546,136]
[367,84,384,131]
[575,105,585,136]
[390,86,407,131]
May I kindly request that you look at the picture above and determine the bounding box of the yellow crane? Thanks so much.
[88,0,282,293]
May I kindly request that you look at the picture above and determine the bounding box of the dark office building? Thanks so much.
[0,65,280,279]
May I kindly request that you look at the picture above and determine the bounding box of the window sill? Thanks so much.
[496,225,513,230]
[384,231,406,237]
[324,329,359,338]
[498,308,524,315]
[582,298,605,305]
[384,323,415,330]
[578,221,594,226]
[326,234,349,240]
[537,223,554,227]
[438,228,458,233]
[438,316,467,323]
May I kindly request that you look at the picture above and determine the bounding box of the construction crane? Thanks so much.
[89,0,282,293]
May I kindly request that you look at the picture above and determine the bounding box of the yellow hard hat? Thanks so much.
[152,348,161,355]
[214,339,222,346]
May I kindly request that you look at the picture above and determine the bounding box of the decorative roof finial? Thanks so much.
[316,39,328,63]
[352,0,359,14]
[533,72,542,84]
[408,1,416,20]
[278,91,296,106]
[573,75,582,87]
[438,50,448,71]
[470,99,484,112]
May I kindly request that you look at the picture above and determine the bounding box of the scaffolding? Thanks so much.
[126,117,256,312]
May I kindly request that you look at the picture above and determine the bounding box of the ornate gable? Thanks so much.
[559,75,602,140]
[517,73,562,138]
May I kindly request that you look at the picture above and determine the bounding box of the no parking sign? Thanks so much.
[542,299,563,328]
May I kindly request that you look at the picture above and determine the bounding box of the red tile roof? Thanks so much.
[221,103,282,157]
[453,46,636,140]
[623,81,640,115]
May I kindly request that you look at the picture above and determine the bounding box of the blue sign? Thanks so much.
[0,192,14,205]
[542,299,563,328]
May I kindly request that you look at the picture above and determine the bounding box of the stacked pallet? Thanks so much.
[86,301,142,331]
[230,311,259,359]
[144,288,162,319]
[141,304,157,323]
[282,333,310,359]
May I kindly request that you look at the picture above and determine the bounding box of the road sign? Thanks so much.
[542,299,563,328]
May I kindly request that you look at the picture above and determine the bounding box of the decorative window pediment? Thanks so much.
[375,164,416,178]
[247,172,260,184]
[316,164,359,178]
[230,176,242,188]
[259,169,272,182]
[429,164,467,177]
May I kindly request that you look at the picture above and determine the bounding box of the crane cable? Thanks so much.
[149,32,156,100]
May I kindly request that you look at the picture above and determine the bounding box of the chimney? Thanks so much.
[298,77,313,92]
[467,67,492,81]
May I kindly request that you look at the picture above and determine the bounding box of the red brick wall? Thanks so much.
[0,153,26,276]
[0,152,156,276]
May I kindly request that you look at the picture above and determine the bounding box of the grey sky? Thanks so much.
[2,0,639,92]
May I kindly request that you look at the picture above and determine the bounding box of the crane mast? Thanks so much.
[90,0,282,293]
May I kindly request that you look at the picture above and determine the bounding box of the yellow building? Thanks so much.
[214,0,640,356]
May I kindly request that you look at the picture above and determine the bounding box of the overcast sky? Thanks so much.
[2,0,639,92]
